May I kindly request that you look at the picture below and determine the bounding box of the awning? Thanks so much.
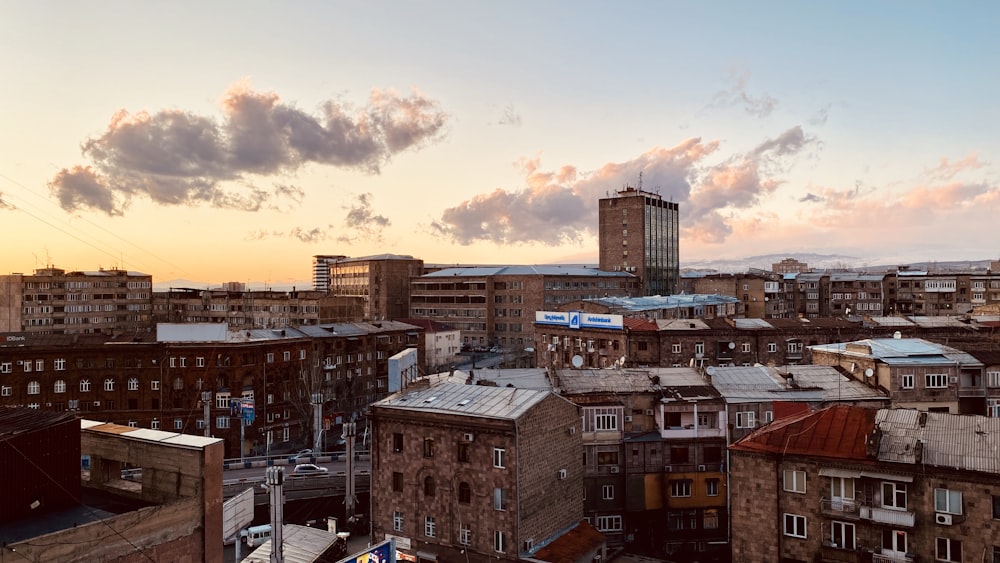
[860,470,913,483]
[819,467,862,478]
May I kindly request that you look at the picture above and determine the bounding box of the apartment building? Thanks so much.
[810,336,985,415]
[565,293,744,321]
[409,265,638,353]
[394,318,463,373]
[0,321,421,458]
[325,254,424,321]
[369,382,586,563]
[730,405,1000,563]
[598,186,680,296]
[152,286,364,328]
[554,367,729,561]
[534,312,658,370]
[0,267,152,335]
[312,254,347,291]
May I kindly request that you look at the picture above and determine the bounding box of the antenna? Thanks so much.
[638,171,643,191]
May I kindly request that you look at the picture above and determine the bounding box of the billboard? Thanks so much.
[388,348,419,393]
[336,539,394,563]
[222,487,255,543]
[535,310,624,330]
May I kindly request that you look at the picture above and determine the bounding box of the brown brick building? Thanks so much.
[599,186,680,296]
[326,253,425,321]
[369,381,584,562]
[731,405,1000,563]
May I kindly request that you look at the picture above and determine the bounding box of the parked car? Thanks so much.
[291,463,328,476]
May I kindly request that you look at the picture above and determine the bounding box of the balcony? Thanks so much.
[820,497,861,519]
[859,505,915,527]
[872,555,913,563]
[661,426,726,439]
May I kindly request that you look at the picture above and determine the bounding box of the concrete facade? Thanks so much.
[598,186,680,296]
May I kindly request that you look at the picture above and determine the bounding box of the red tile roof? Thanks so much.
[532,520,605,563]
[730,404,876,461]
[623,317,658,331]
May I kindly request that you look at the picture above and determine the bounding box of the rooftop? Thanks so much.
[555,367,719,401]
[730,404,876,461]
[421,265,635,278]
[374,382,554,420]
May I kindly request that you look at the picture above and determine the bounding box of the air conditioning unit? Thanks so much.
[558,469,567,480]
[92,401,100,407]
[698,464,707,472]
[274,414,281,420]
[45,403,52,407]
[664,465,673,472]
[935,513,953,525]
[463,432,475,442]
[610,466,620,474]
[645,409,654,416]
[624,415,633,422]
[949,376,958,384]
[568,426,576,435]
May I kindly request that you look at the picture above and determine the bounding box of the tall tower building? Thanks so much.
[312,254,346,291]
[598,186,679,296]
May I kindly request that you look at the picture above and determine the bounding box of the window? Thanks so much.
[926,373,948,389]
[423,438,435,458]
[283,351,291,361]
[831,521,855,549]
[197,419,205,430]
[80,379,91,392]
[741,342,751,353]
[459,524,471,546]
[196,356,205,367]
[706,478,720,496]
[784,470,806,494]
[672,343,682,354]
[150,418,160,430]
[458,482,471,504]
[128,378,139,391]
[423,476,435,496]
[174,419,183,430]
[151,380,160,391]
[882,482,907,509]
[493,487,507,510]
[54,358,66,371]
[767,342,778,353]
[216,416,230,429]
[103,378,115,391]
[594,408,618,431]
[424,516,436,537]
[936,537,962,562]
[901,374,914,389]
[935,488,962,515]
[458,442,471,462]
[602,485,615,500]
[392,471,403,492]
[763,410,774,423]
[704,509,719,529]
[494,530,507,552]
[493,447,506,468]
[783,514,807,538]
[670,479,692,497]
[393,511,403,532]
[989,371,1000,389]
[392,432,403,453]
[54,379,66,393]
[993,495,1000,519]
[0,386,9,397]
[27,380,40,395]
[694,342,705,355]
[266,353,274,363]
[736,411,756,429]
[596,516,623,532]
[215,392,231,409]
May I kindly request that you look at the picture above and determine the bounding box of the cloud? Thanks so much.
[49,82,449,216]
[0,192,13,210]
[497,104,522,127]
[432,127,813,246]
[709,72,778,118]
[808,103,832,126]
[339,192,391,243]
[246,225,334,243]
[799,193,823,203]
[924,153,987,182]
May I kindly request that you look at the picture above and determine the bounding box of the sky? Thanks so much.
[2,2,998,287]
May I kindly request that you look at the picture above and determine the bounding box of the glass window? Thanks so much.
[935,488,962,515]
[784,470,806,494]
[783,514,806,538]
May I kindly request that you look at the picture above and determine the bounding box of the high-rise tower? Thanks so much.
[598,186,679,296]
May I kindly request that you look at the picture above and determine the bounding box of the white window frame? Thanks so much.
[0,386,10,397]
[783,513,807,538]
[706,479,719,496]
[27,380,40,395]
[602,484,615,500]
[925,373,948,389]
[424,516,436,537]
[595,515,622,532]
[901,374,914,389]
[593,408,619,431]
[988,371,1000,388]
[174,419,183,430]
[670,479,692,497]
[493,487,507,510]
[935,488,962,515]
[393,511,403,532]
[935,537,962,562]
[459,524,471,546]
[103,378,115,391]
[80,379,91,392]
[671,343,682,354]
[784,470,806,494]
[767,342,778,353]
[54,379,66,393]
[128,378,139,391]
[494,530,506,552]
[831,521,855,549]
[741,342,751,353]
[54,358,66,371]
[493,447,506,468]
[736,411,756,429]
[882,481,907,510]
[216,416,230,429]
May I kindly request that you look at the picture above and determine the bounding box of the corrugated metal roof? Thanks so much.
[810,338,982,368]
[867,316,916,327]
[875,409,1000,474]
[709,365,886,403]
[656,318,711,330]
[374,382,552,421]
[731,404,875,460]
[586,294,740,312]
[731,318,774,329]
[421,265,634,277]
[556,368,720,400]
[907,316,970,329]
[243,525,340,563]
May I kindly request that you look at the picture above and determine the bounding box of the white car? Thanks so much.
[291,463,328,476]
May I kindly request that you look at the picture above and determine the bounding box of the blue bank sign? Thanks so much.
[535,311,624,331]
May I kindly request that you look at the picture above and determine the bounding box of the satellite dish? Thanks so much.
[728,342,736,350]
[571,355,584,368]
[706,367,717,376]
[893,331,902,339]
[619,356,626,366]
[864,368,874,378]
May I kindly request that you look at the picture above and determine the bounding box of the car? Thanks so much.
[291,449,313,460]
[291,463,328,476]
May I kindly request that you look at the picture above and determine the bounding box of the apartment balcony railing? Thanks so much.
[872,554,913,563]
[859,505,915,527]
[820,497,861,519]
[661,426,726,439]
[958,386,986,397]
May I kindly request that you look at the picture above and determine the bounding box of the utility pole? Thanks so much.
[343,422,357,525]
[201,391,212,437]
[311,392,323,453]
[265,467,285,563]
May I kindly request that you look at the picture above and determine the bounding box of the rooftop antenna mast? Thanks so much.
[638,171,643,191]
